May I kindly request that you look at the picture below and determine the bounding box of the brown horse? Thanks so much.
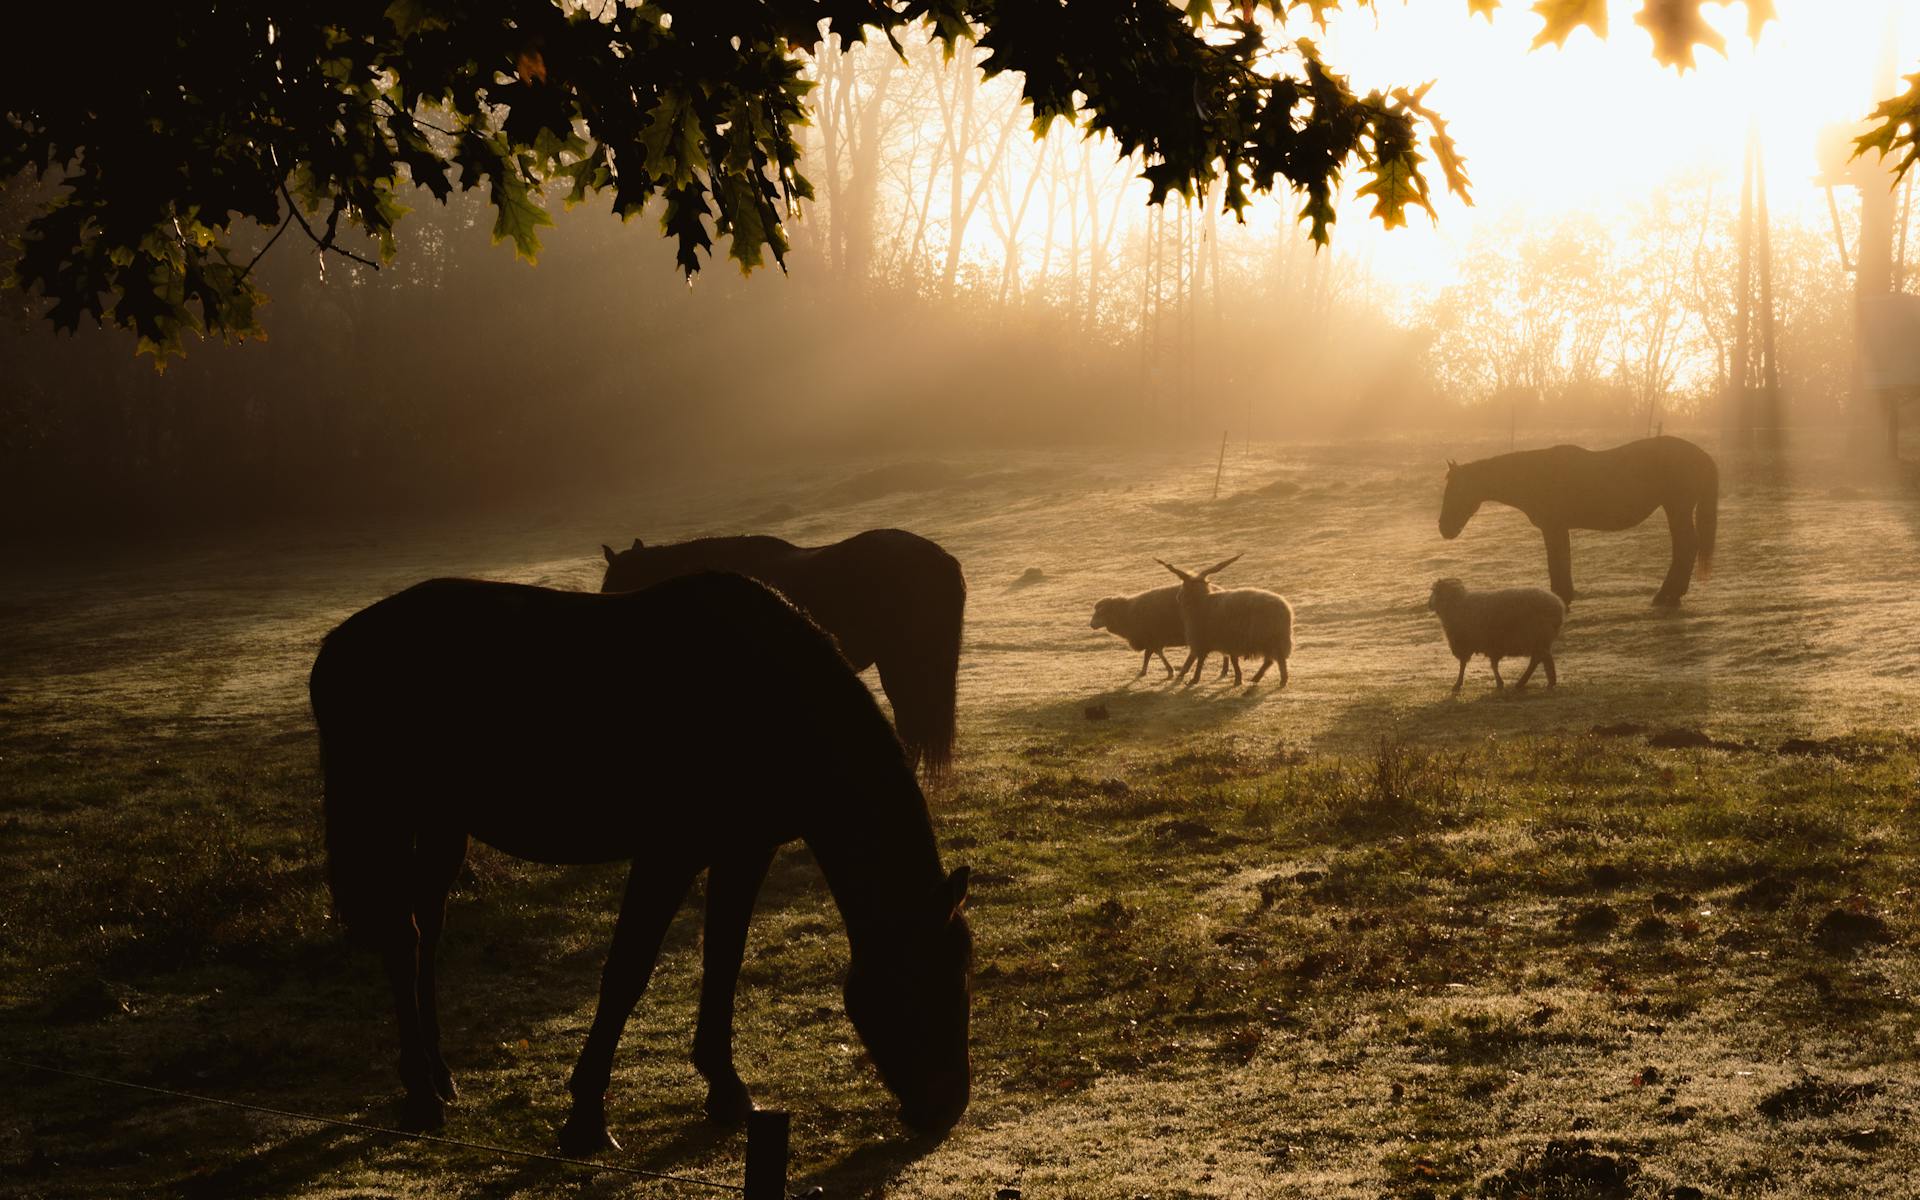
[1439,436,1719,607]
[309,573,972,1153]
[602,530,965,776]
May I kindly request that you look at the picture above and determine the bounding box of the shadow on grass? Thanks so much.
[793,1127,948,1196]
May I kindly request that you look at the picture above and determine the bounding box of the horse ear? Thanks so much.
[1200,553,1243,578]
[631,537,644,550]
[1156,558,1191,582]
[943,866,970,919]
[1446,459,1458,472]
[602,544,617,565]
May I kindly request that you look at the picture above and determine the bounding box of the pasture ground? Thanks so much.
[4,434,1920,1198]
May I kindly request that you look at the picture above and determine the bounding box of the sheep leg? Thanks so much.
[1452,658,1467,693]
[1544,653,1557,687]
[1543,526,1574,607]
[1490,658,1505,690]
[1514,656,1540,689]
[1184,650,1207,688]
[1653,502,1696,607]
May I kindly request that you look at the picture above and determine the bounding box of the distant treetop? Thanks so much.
[0,1,1905,362]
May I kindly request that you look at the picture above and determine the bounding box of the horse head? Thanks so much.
[844,866,973,1136]
[598,537,650,592]
[1438,461,1480,540]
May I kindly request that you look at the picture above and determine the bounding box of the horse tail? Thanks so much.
[885,551,966,778]
[1696,456,1719,579]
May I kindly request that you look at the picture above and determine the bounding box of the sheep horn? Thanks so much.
[1199,553,1243,578]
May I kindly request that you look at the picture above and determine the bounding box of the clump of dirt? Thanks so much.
[1813,908,1892,953]
[1564,903,1620,940]
[1648,728,1749,751]
[1590,722,1648,737]
[1631,914,1673,941]
[1156,818,1217,842]
[1732,875,1796,910]
[1477,1139,1639,1198]
[1588,862,1627,889]
[1757,1075,1881,1120]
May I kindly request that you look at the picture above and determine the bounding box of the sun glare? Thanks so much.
[1311,0,1913,293]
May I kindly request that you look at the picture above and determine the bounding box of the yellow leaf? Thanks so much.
[1633,0,1726,71]
[1530,0,1607,48]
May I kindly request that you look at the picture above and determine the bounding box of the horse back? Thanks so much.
[311,574,888,863]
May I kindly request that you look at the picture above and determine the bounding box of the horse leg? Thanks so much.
[1544,653,1557,688]
[1217,654,1231,680]
[1654,503,1697,606]
[1229,654,1244,686]
[1491,658,1505,690]
[1452,658,1467,693]
[1250,656,1272,684]
[1137,649,1152,677]
[692,842,778,1126]
[412,828,469,1105]
[1157,649,1174,678]
[559,861,698,1155]
[1543,526,1575,607]
[1279,656,1288,687]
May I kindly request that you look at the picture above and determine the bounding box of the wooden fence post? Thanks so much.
[745,1109,790,1200]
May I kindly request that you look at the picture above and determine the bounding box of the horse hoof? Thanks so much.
[397,1092,446,1133]
[704,1083,754,1127]
[433,1069,459,1104]
[557,1115,619,1157]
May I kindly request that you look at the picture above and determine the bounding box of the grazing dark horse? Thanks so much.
[1439,436,1720,607]
[601,529,966,775]
[309,573,972,1153]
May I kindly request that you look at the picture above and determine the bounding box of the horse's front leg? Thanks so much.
[693,843,779,1126]
[1653,502,1697,606]
[1543,526,1574,607]
[559,861,699,1155]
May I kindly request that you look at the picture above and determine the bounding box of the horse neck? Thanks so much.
[1463,457,1533,509]
[799,760,945,956]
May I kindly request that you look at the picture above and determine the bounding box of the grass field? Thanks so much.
[4,434,1920,1198]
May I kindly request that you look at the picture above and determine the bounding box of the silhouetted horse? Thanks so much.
[1439,436,1719,607]
[309,573,972,1153]
[601,529,966,775]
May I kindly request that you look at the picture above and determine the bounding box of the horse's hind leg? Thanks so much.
[1654,502,1697,607]
[412,827,469,1105]
[559,861,699,1155]
[692,842,779,1126]
[1544,653,1557,687]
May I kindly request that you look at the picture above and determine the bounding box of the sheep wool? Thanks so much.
[1427,578,1565,692]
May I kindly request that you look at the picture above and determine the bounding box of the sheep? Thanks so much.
[1090,585,1238,680]
[1156,555,1294,687]
[1427,577,1565,692]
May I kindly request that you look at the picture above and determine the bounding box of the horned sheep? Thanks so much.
[1427,577,1565,692]
[1156,555,1294,687]
[1090,585,1237,680]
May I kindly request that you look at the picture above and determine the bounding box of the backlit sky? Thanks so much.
[1306,0,1913,291]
